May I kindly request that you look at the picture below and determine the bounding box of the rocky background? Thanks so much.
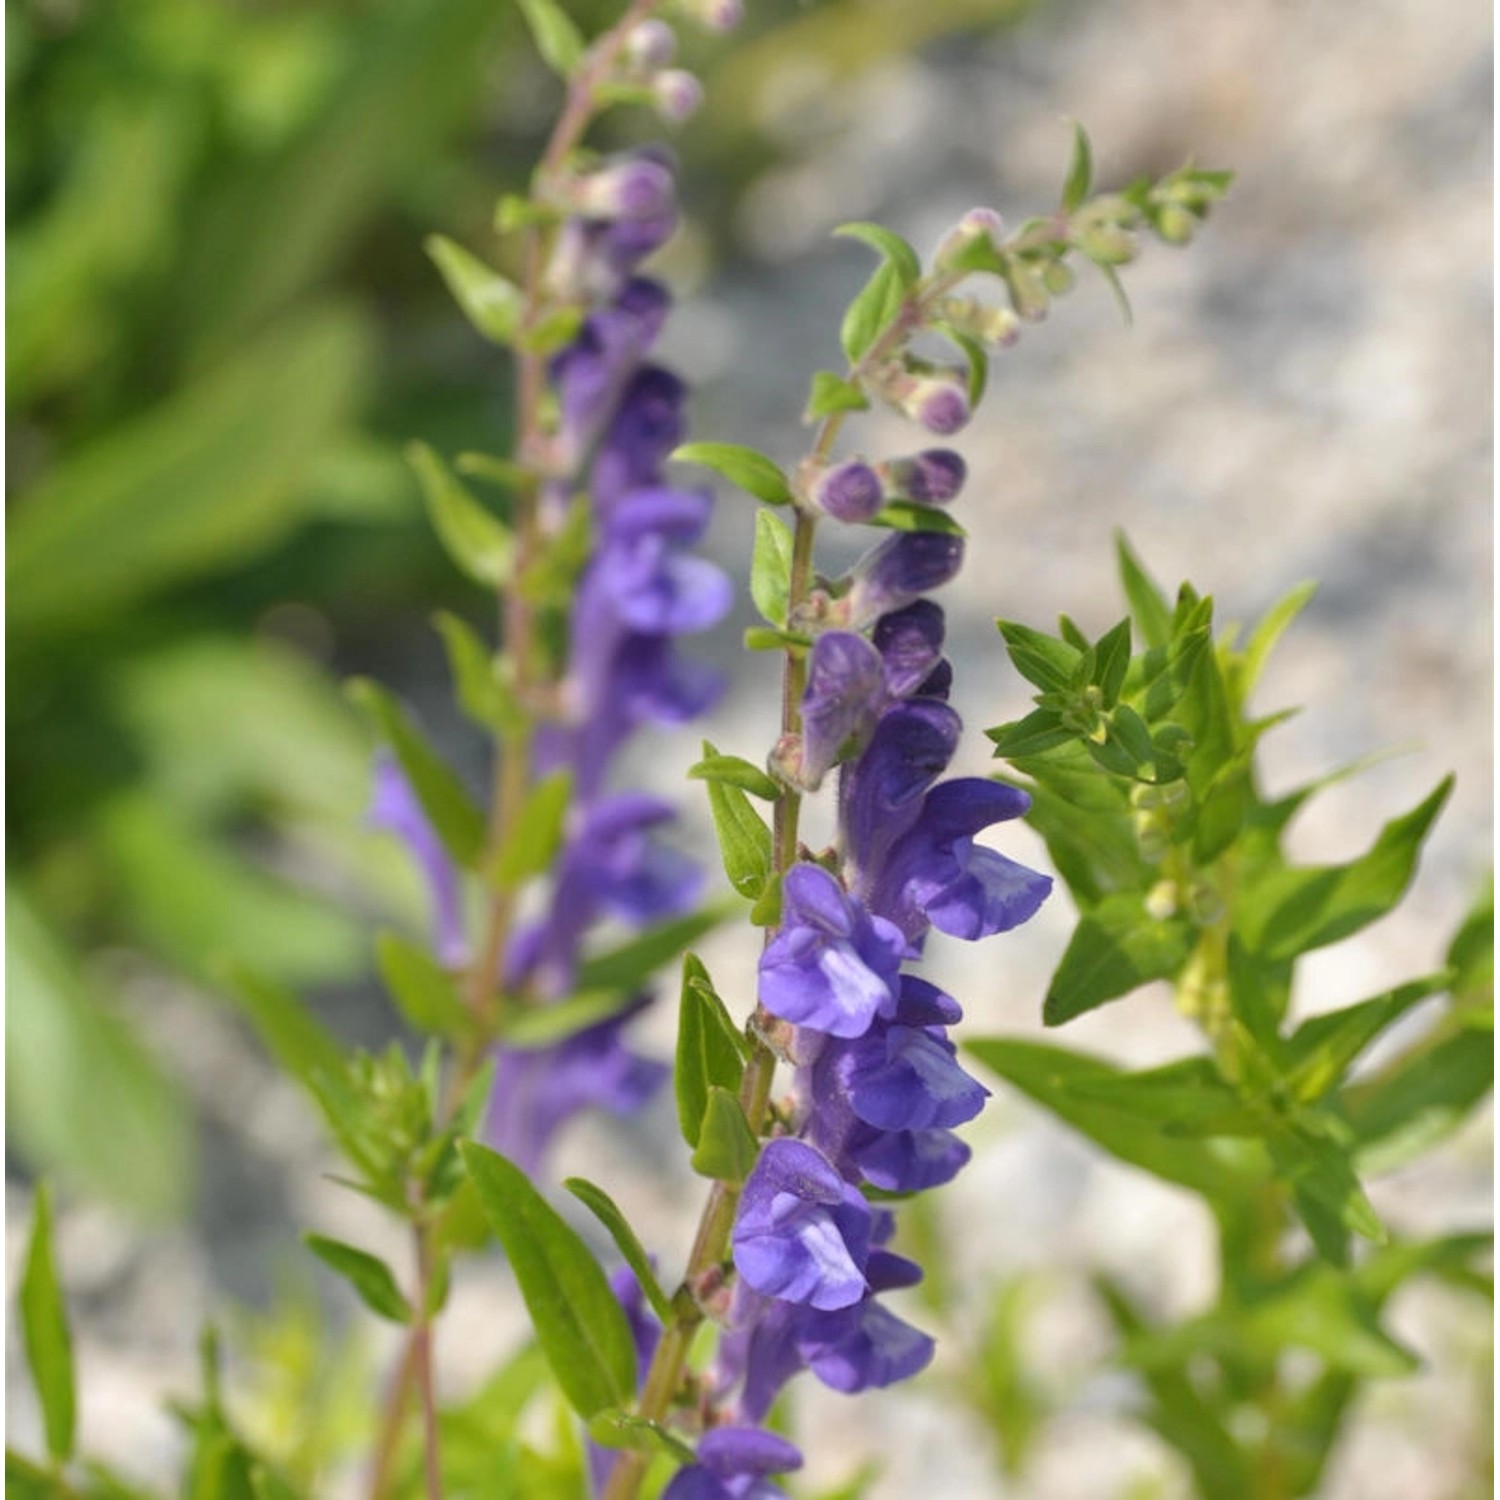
[8,0,1491,1495]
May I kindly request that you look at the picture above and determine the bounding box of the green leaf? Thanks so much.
[1090,619,1133,706]
[750,511,795,627]
[671,443,793,506]
[434,612,526,738]
[491,771,572,889]
[1114,534,1172,649]
[1061,120,1094,213]
[748,870,784,928]
[8,307,369,633]
[585,1410,695,1462]
[492,989,640,1048]
[805,370,870,422]
[7,888,192,1219]
[1235,580,1318,699]
[1283,974,1448,1102]
[375,931,473,1037]
[304,1235,412,1324]
[516,0,586,75]
[1044,892,1197,1025]
[20,1185,75,1462]
[425,234,522,343]
[997,620,1082,694]
[833,222,922,285]
[700,741,774,901]
[1234,778,1453,962]
[6,1449,60,1500]
[407,442,514,589]
[218,963,349,1108]
[1446,878,1493,1012]
[986,709,1074,759]
[840,259,907,364]
[347,678,487,865]
[1269,1126,1385,1263]
[964,1038,1260,1201]
[865,502,966,537]
[690,1086,760,1182]
[563,1179,675,1324]
[675,954,748,1148]
[571,907,730,996]
[1063,1056,1263,1137]
[689,753,781,801]
[461,1143,636,1417]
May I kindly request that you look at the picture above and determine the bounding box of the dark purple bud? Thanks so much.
[732,1139,873,1310]
[882,449,967,505]
[845,532,965,625]
[800,631,886,787]
[573,157,676,221]
[810,459,884,523]
[685,0,744,30]
[871,601,946,698]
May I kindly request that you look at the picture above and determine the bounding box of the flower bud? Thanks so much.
[624,18,677,70]
[652,69,704,123]
[869,363,971,435]
[846,531,966,624]
[1153,204,1196,245]
[880,449,967,505]
[932,295,1021,349]
[565,157,675,221]
[935,206,1005,268]
[682,0,744,31]
[809,458,884,523]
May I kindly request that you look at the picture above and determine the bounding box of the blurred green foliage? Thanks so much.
[6,0,1032,1215]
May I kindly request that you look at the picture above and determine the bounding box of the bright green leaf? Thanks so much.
[375,931,473,1037]
[751,511,795,626]
[433,612,526,738]
[671,443,793,506]
[571,907,730,997]
[460,1142,636,1418]
[805,370,870,422]
[699,741,774,901]
[1061,120,1094,213]
[865,502,966,537]
[840,259,907,364]
[516,0,586,75]
[20,1185,75,1462]
[690,1086,760,1182]
[425,234,522,343]
[1044,893,1197,1025]
[304,1235,412,1324]
[833,222,922,285]
[491,771,572,889]
[689,753,781,801]
[407,442,514,589]
[563,1179,675,1324]
[675,954,747,1148]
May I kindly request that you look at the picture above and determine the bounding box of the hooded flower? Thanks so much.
[732,1139,874,1310]
[757,864,907,1039]
[662,1427,802,1500]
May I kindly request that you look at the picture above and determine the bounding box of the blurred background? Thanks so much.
[7,0,1491,1495]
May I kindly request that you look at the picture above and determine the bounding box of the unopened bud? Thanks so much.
[869,362,971,434]
[880,448,967,505]
[682,0,743,31]
[935,206,1005,269]
[653,69,704,123]
[564,157,675,221]
[932,295,1021,349]
[1003,260,1051,321]
[624,18,677,70]
[846,531,966,624]
[809,458,884,522]
[1153,204,1196,245]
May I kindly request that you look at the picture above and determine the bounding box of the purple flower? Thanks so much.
[910,380,970,435]
[844,532,965,627]
[368,754,466,968]
[810,459,884,523]
[596,488,733,634]
[871,600,948,699]
[837,700,962,889]
[799,631,886,788]
[864,779,1052,944]
[572,157,676,221]
[482,1001,667,1176]
[509,792,701,996]
[662,1427,802,1500]
[732,1139,873,1310]
[758,864,906,1039]
[881,449,967,505]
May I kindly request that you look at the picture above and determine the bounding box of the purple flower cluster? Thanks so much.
[707,445,1051,1445]
[375,147,727,1172]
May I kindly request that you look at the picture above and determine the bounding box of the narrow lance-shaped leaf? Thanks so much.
[460,1142,636,1418]
[517,0,586,75]
[689,753,781,801]
[840,258,908,364]
[20,1184,75,1463]
[690,1087,760,1183]
[375,931,473,1038]
[833,222,923,285]
[407,442,514,589]
[347,678,487,865]
[1114,533,1172,649]
[672,443,793,506]
[563,1178,675,1324]
[425,235,523,343]
[572,905,731,996]
[304,1235,413,1324]
[750,510,794,627]
[675,953,747,1148]
[433,611,526,738]
[1061,120,1094,213]
[491,771,572,890]
[699,740,774,901]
